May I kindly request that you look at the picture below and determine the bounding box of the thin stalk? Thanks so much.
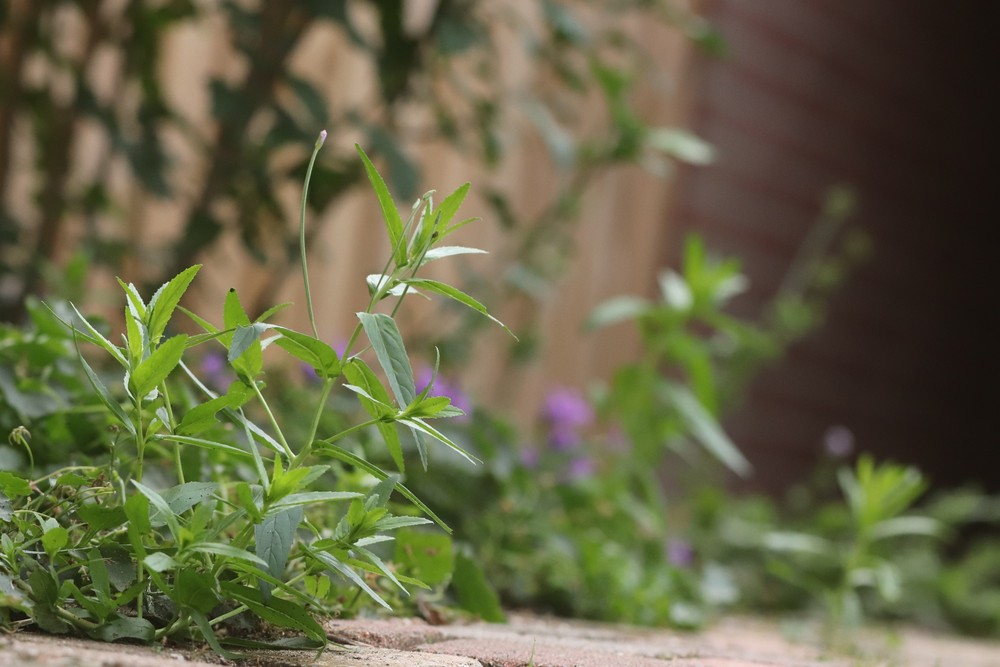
[249,381,294,460]
[299,130,327,339]
[209,604,249,627]
[292,376,336,468]
[132,394,145,482]
[293,417,381,468]
[159,381,184,484]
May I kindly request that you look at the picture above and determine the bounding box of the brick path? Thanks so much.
[2,614,998,667]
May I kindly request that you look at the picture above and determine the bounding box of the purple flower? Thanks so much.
[542,388,593,450]
[415,367,472,418]
[667,539,694,568]
[200,350,233,391]
[564,456,595,482]
[823,425,855,459]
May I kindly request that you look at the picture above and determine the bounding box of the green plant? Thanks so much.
[0,136,509,655]
[742,456,941,630]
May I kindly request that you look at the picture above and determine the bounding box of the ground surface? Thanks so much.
[2,614,998,667]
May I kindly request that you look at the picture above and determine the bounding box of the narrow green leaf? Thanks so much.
[399,417,479,465]
[220,582,326,644]
[586,296,651,330]
[187,542,268,568]
[67,304,127,366]
[661,383,751,476]
[130,334,188,399]
[268,491,363,513]
[123,305,145,367]
[356,144,407,267]
[153,434,255,461]
[255,301,293,323]
[147,265,201,345]
[343,359,395,417]
[176,389,248,436]
[403,279,513,336]
[357,312,415,407]
[116,279,147,319]
[354,545,406,593]
[317,444,450,533]
[75,345,135,436]
[310,548,390,610]
[132,481,181,541]
[419,245,488,266]
[434,183,470,231]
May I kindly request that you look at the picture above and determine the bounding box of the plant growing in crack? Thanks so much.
[0,132,511,657]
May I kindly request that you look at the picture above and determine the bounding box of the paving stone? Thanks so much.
[325,617,446,649]
[262,645,482,667]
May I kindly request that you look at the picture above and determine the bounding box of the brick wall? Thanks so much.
[673,0,996,490]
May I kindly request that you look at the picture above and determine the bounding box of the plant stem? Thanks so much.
[292,377,335,467]
[159,381,184,484]
[299,131,326,340]
[249,381,293,460]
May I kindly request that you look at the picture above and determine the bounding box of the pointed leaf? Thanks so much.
[400,417,479,465]
[220,582,326,644]
[310,548,390,609]
[661,383,751,476]
[357,312,415,407]
[419,246,488,265]
[317,443,450,533]
[356,145,407,266]
[130,334,188,398]
[75,345,135,436]
[148,265,201,344]
[403,279,513,336]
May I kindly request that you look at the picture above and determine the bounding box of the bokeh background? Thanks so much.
[1,0,996,492]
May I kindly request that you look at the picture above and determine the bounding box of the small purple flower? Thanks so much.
[823,425,855,459]
[415,367,472,418]
[564,456,595,482]
[542,388,593,450]
[200,350,233,391]
[667,539,694,568]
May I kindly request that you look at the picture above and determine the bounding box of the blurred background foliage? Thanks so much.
[0,0,719,330]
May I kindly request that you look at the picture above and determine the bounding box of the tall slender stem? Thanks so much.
[299,130,327,340]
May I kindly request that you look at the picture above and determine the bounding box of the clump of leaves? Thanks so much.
[0,135,509,656]
[733,455,941,631]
